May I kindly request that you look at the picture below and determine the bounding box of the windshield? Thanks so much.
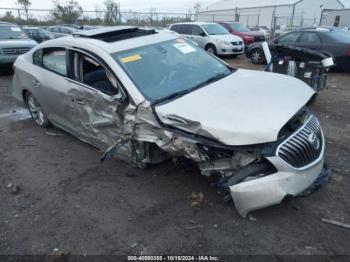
[0,26,28,40]
[202,24,229,35]
[113,39,232,103]
[230,23,250,32]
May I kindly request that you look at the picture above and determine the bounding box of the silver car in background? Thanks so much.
[170,22,245,56]
[47,26,77,38]
[12,26,330,217]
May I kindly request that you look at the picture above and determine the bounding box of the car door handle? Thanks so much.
[31,80,41,87]
[72,98,85,105]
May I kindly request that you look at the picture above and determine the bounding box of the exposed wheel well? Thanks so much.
[22,90,28,103]
[205,43,215,50]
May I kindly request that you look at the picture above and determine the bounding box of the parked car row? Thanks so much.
[0,22,107,68]
[169,21,267,58]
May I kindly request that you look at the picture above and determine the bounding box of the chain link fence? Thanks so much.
[0,7,319,38]
[0,7,196,28]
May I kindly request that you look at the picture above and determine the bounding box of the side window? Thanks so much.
[192,25,205,36]
[72,51,120,96]
[181,24,193,35]
[334,15,340,27]
[42,48,67,76]
[279,32,301,44]
[298,33,321,44]
[170,24,181,33]
[60,28,69,34]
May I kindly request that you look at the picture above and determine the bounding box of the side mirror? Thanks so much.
[273,39,279,44]
[199,32,206,37]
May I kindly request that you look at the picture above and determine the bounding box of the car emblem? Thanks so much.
[308,132,320,150]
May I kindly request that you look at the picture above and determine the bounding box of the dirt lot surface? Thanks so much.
[0,57,349,256]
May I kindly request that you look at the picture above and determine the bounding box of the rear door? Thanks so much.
[31,47,77,133]
[65,49,127,149]
[297,32,322,50]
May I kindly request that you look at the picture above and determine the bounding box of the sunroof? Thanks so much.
[73,27,157,43]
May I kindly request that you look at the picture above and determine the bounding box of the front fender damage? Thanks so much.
[101,101,328,217]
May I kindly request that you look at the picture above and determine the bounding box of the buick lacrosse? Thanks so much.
[12,26,330,217]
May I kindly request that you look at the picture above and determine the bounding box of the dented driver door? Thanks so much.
[66,80,125,150]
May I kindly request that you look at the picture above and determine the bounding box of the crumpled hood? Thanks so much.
[213,34,243,42]
[155,69,315,146]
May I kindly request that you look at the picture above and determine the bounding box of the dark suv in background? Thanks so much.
[219,22,266,46]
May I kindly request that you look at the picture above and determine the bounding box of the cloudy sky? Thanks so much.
[0,0,216,13]
[0,0,349,14]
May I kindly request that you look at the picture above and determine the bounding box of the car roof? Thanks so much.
[23,26,40,29]
[0,22,16,26]
[38,26,178,54]
[172,22,217,26]
[299,27,341,32]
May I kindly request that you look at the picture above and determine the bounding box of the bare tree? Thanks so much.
[193,2,201,21]
[104,0,120,25]
[16,0,31,20]
[51,0,83,24]
[193,2,201,13]
[94,4,103,21]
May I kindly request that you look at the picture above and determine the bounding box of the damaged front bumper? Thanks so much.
[230,153,329,217]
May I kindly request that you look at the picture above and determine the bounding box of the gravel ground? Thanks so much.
[0,57,349,256]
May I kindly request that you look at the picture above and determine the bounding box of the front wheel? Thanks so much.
[250,48,264,64]
[25,92,50,127]
[205,44,217,56]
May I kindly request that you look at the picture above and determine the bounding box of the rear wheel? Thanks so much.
[250,48,264,64]
[25,92,50,127]
[205,44,217,56]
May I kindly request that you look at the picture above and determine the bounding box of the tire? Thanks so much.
[250,48,264,64]
[25,92,50,127]
[205,44,217,56]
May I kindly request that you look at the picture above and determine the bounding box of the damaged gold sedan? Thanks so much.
[12,26,331,217]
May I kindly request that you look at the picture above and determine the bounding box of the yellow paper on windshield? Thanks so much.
[121,54,142,63]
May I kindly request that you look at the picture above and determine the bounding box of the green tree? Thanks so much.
[16,0,31,20]
[1,11,16,23]
[104,0,120,25]
[51,0,83,24]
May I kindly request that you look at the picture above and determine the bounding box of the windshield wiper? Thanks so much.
[153,73,229,105]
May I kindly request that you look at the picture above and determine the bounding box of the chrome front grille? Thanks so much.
[2,47,30,55]
[277,116,323,168]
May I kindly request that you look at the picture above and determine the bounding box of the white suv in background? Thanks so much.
[170,22,245,57]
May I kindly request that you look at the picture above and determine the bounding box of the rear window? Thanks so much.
[230,23,250,32]
[0,25,28,40]
[329,30,350,42]
[171,24,193,35]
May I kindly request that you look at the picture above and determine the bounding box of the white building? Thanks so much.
[320,8,350,27]
[197,0,346,29]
